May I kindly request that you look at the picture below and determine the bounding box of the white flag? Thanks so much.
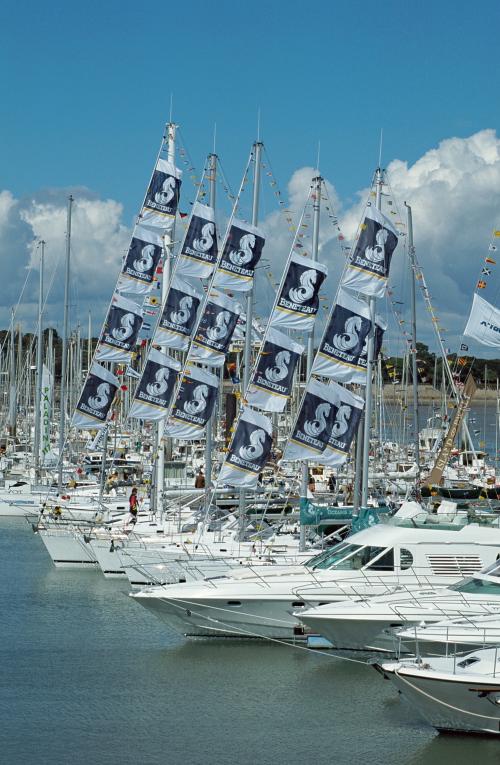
[464,292,500,347]
[246,328,304,412]
[40,364,53,458]
[165,365,219,440]
[312,289,372,384]
[213,219,265,293]
[72,363,119,430]
[176,202,218,279]
[128,349,181,421]
[270,253,328,330]
[154,277,202,351]
[190,292,242,367]
[95,293,143,363]
[342,205,398,298]
[217,406,273,489]
[140,158,182,230]
[116,224,163,295]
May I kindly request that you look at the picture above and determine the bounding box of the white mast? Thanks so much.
[8,308,16,438]
[299,174,322,551]
[34,240,45,479]
[154,122,176,516]
[58,195,73,491]
[405,202,421,488]
[361,170,382,506]
[204,152,217,506]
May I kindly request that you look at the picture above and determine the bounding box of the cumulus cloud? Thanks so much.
[1,129,500,357]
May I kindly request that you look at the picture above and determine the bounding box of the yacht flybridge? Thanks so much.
[130,522,500,641]
[298,558,500,653]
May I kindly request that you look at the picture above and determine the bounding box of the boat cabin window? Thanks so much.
[450,578,500,595]
[307,543,394,571]
[480,561,500,578]
[400,549,414,571]
[457,656,480,668]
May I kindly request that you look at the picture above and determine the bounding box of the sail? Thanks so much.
[140,159,182,229]
[312,289,372,384]
[246,328,304,412]
[154,276,202,351]
[463,292,500,347]
[270,253,328,330]
[164,365,219,439]
[217,406,273,488]
[128,348,181,421]
[342,205,398,298]
[190,291,242,367]
[40,364,53,459]
[176,202,218,279]
[283,378,340,461]
[95,293,143,362]
[320,383,364,466]
[213,219,265,292]
[72,363,119,430]
[116,224,164,295]
[426,375,477,486]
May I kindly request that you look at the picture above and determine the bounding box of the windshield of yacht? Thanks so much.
[307,543,394,571]
[450,578,500,595]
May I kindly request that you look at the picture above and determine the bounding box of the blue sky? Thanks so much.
[1,0,500,356]
[2,0,499,219]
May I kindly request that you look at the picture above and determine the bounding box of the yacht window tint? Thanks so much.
[307,542,362,570]
[457,656,480,668]
[400,549,414,570]
[365,547,394,571]
[451,579,500,595]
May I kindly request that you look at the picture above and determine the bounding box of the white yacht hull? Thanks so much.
[378,663,500,735]
[37,528,98,568]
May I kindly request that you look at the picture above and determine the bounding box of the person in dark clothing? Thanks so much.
[128,487,139,525]
[195,469,206,489]
[328,474,336,492]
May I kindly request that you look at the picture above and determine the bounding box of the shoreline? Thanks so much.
[383,384,499,402]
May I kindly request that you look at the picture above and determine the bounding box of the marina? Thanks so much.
[4,1,500,761]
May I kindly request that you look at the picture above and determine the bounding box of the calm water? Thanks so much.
[2,519,500,765]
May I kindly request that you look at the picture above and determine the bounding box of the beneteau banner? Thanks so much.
[117,224,164,295]
[218,406,273,488]
[96,294,143,362]
[284,379,340,461]
[154,277,202,351]
[128,349,181,421]
[312,290,372,384]
[270,253,328,330]
[463,293,500,347]
[213,219,265,292]
[165,365,219,440]
[177,202,218,279]
[321,383,364,466]
[141,159,182,229]
[342,205,398,298]
[246,328,304,413]
[190,292,242,367]
[72,363,119,430]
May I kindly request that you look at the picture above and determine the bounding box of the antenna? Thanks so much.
[169,93,174,124]
[378,128,384,169]
[213,122,217,155]
[256,107,261,142]
[316,140,321,175]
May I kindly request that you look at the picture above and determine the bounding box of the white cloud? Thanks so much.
[2,129,500,358]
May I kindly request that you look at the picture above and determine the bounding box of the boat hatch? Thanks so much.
[457,656,480,668]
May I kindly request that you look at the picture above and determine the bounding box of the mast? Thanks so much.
[34,240,45,479]
[242,141,262,392]
[8,309,16,438]
[299,174,322,551]
[238,141,263,537]
[58,195,73,491]
[361,169,383,506]
[204,152,217,505]
[405,203,421,490]
[153,122,176,517]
